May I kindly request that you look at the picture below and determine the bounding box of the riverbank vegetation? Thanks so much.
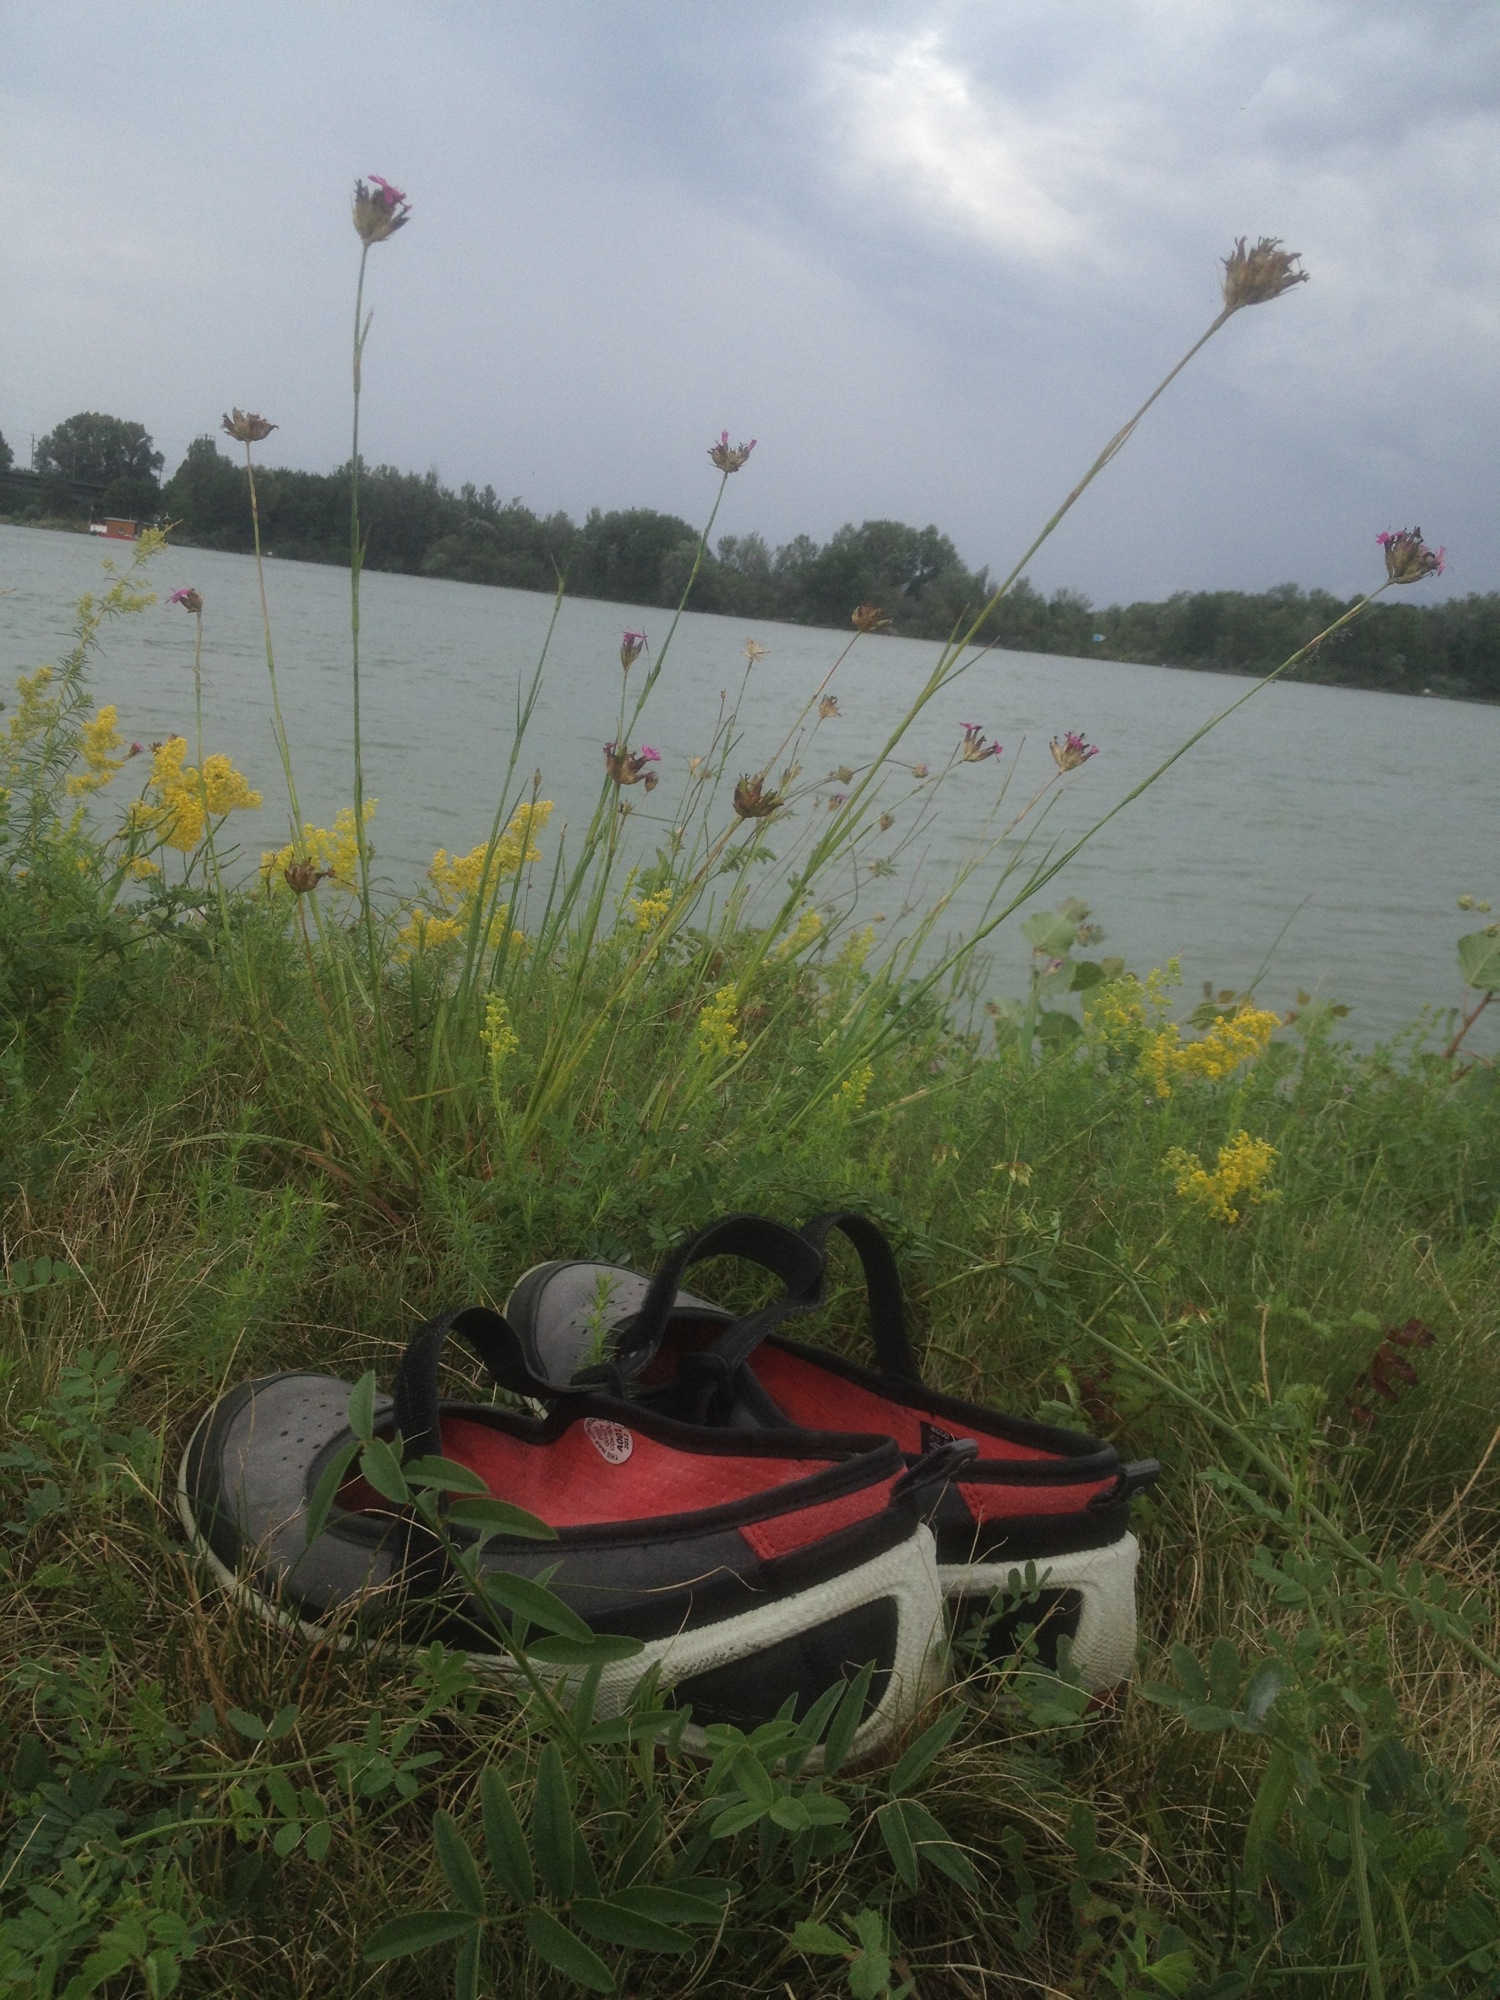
[4,196,1498,1998]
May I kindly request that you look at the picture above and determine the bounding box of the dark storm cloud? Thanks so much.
[3,0,1494,608]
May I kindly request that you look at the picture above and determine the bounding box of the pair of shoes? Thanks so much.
[177,1214,1157,1762]
[504,1212,1159,1694]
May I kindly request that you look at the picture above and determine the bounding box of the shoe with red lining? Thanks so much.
[177,1304,957,1761]
[504,1212,1160,1692]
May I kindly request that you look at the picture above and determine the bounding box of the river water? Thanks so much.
[3,523,1495,1052]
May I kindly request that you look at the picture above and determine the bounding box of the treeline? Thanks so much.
[8,425,1498,700]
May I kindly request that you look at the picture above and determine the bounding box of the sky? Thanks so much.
[4,0,1496,608]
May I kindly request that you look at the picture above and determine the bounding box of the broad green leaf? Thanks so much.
[610,1885,725,1926]
[364,1910,479,1962]
[1244,1661,1289,1727]
[730,1751,774,1810]
[1069,958,1106,990]
[358,1436,410,1504]
[304,1438,361,1545]
[432,1809,486,1918]
[709,1798,767,1838]
[525,1633,642,1668]
[445,1496,556,1539]
[1206,1636,1241,1707]
[1023,911,1076,954]
[1036,1009,1081,1046]
[402,1455,492,1495]
[482,1571,593,1642]
[225,1707,266,1743]
[1243,1743,1295,1884]
[877,1800,919,1889]
[1168,1643,1206,1702]
[480,1765,535,1904]
[346,1371,378,1442]
[887,1707,963,1795]
[454,1925,480,2000]
[571,1896,691,1954]
[531,1743,576,1901]
[823,1661,875,1776]
[523,1911,614,1993]
[1458,928,1500,992]
[767,1795,812,1831]
[1181,1703,1237,1733]
[788,1919,852,1957]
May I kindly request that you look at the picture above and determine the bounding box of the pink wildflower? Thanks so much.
[620,630,647,672]
[1376,528,1445,584]
[168,587,204,615]
[603,742,661,788]
[708,430,756,473]
[1050,731,1099,773]
[353,175,412,244]
[959,723,1001,764]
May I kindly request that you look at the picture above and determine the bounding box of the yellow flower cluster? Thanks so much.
[1163,1130,1280,1223]
[480,994,519,1073]
[64,704,129,796]
[1141,1007,1280,1100]
[396,801,553,959]
[775,906,824,959]
[127,737,262,853]
[835,925,877,976]
[835,1060,874,1110]
[696,984,748,1059]
[629,887,674,932]
[261,802,376,892]
[1086,962,1181,1056]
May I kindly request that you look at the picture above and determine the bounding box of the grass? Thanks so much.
[3,194,1498,1998]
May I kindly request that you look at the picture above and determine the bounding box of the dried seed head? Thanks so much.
[221,409,277,443]
[283,859,329,894]
[733,773,783,819]
[851,604,890,633]
[1220,236,1309,313]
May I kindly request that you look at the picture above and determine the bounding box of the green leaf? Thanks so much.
[730,1751,774,1810]
[878,1800,919,1889]
[709,1798,767,1838]
[305,1819,332,1864]
[887,1707,963,1795]
[225,1707,266,1742]
[1168,1643,1207,1702]
[445,1496,556,1539]
[346,1371,378,1442]
[531,1744,576,1901]
[525,1633,642,1668]
[1458,928,1500,992]
[611,1886,725,1927]
[480,1765,535,1904]
[823,1660,875,1775]
[482,1571,593,1642]
[1036,1009,1081,1046]
[303,1438,361,1546]
[1243,1661,1289,1727]
[364,1911,479,1962]
[358,1436,410,1504]
[571,1897,691,1954]
[432,1809,486,1918]
[897,1799,979,1892]
[1181,1703,1237,1733]
[523,1912,614,1993]
[788,1919,852,1958]
[1206,1636,1242,1707]
[402,1455,492,1495]
[1069,958,1106,990]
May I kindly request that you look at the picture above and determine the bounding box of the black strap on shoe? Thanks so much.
[798,1211,925,1385]
[392,1304,544,1464]
[622,1214,826,1419]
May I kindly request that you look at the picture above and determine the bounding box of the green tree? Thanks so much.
[0,427,13,473]
[164,437,249,547]
[34,412,163,490]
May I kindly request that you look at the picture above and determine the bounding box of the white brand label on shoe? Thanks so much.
[583,1418,634,1464]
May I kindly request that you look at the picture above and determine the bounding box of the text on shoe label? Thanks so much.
[583,1417,634,1464]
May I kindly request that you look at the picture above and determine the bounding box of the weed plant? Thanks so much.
[2,181,1497,1999]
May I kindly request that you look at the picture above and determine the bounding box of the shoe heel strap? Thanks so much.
[799,1211,924,1384]
[392,1304,545,1462]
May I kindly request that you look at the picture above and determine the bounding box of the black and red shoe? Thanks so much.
[505,1213,1159,1692]
[177,1303,957,1762]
